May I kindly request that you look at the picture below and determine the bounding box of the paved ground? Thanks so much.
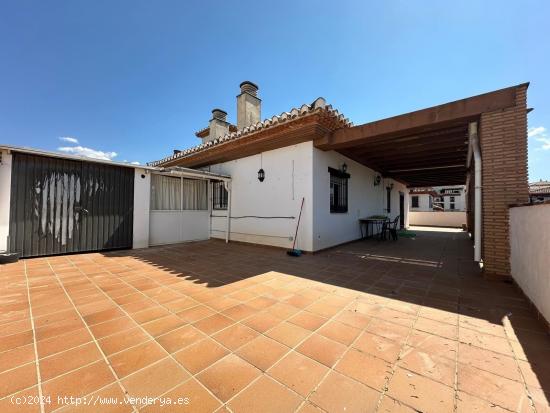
[1,227,549,413]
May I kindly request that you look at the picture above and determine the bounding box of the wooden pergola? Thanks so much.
[314,84,522,187]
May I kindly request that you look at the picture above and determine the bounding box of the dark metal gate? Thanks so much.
[9,153,134,257]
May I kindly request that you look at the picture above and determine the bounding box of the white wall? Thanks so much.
[149,210,210,246]
[510,204,550,323]
[0,151,12,251]
[433,185,466,211]
[207,143,408,252]
[312,148,407,251]
[410,194,432,212]
[443,195,465,211]
[409,211,466,228]
[207,142,314,251]
[133,168,151,249]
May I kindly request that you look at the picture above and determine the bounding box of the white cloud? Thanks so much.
[58,136,79,144]
[528,126,550,150]
[536,137,550,150]
[130,161,140,165]
[58,146,118,160]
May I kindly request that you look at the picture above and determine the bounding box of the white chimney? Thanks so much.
[237,81,261,130]
[206,109,229,142]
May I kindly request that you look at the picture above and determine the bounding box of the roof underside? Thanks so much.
[314,83,526,187]
[338,121,471,186]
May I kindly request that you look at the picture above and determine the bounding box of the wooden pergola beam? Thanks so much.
[315,84,524,150]
[350,140,468,160]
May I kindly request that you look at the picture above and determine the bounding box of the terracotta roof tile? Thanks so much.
[148,98,351,167]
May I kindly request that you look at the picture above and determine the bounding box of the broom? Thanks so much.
[287,197,305,257]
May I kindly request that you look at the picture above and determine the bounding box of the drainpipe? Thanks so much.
[224,181,231,243]
[469,122,482,262]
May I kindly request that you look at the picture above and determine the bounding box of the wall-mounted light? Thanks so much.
[374,175,382,186]
[386,183,394,191]
[341,163,347,173]
[258,152,265,182]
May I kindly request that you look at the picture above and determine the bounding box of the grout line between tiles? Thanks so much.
[43,260,140,413]
[23,259,46,413]
[62,259,227,411]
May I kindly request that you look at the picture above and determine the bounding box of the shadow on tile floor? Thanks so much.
[1,227,548,412]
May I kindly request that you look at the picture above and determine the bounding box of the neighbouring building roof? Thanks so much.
[410,188,439,197]
[529,180,550,194]
[0,144,230,181]
[410,186,466,198]
[0,144,155,170]
[148,97,352,167]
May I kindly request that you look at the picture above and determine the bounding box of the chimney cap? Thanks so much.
[239,81,259,96]
[211,108,228,122]
[239,80,258,89]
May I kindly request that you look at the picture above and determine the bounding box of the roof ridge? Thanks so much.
[148,98,352,166]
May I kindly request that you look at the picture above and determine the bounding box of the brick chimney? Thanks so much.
[237,81,261,130]
[206,109,229,143]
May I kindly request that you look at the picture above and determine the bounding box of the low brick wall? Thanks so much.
[409,211,466,228]
[510,203,550,326]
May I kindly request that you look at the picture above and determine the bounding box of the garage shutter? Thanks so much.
[9,153,134,257]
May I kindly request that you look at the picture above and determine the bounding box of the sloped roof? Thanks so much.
[195,124,238,138]
[149,97,352,167]
[0,144,230,180]
[410,187,439,197]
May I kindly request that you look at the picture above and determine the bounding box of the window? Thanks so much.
[329,167,349,213]
[212,181,228,210]
[386,187,391,213]
[150,175,208,211]
[429,196,433,209]
[182,179,208,210]
[449,196,455,211]
[151,175,181,210]
[433,196,444,211]
[411,196,419,208]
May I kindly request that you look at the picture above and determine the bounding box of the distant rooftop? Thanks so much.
[529,180,550,194]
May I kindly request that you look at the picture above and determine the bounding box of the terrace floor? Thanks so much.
[1,227,549,413]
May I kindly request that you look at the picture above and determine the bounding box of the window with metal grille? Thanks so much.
[212,181,228,210]
[329,167,349,213]
[411,196,419,208]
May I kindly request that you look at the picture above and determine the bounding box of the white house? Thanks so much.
[409,188,437,212]
[150,81,408,252]
[410,185,466,212]
[408,185,467,228]
[0,82,407,258]
[1,82,534,282]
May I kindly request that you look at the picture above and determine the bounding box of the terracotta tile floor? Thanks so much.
[1,227,549,412]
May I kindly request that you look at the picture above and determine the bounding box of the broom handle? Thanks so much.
[292,197,305,250]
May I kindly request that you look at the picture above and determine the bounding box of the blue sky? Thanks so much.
[1,0,549,181]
